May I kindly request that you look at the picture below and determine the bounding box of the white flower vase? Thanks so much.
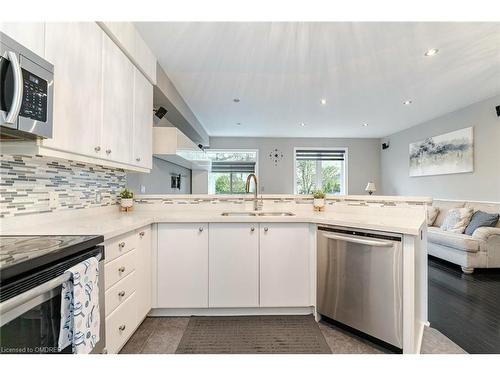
[313,198,325,212]
[120,198,134,212]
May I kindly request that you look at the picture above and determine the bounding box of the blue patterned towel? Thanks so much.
[58,257,100,354]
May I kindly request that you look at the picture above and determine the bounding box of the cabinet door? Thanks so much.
[101,33,134,164]
[209,223,259,307]
[157,223,208,308]
[0,22,45,58]
[132,68,153,169]
[136,226,152,320]
[260,223,311,307]
[43,23,102,156]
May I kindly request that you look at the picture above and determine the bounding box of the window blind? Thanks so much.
[211,161,256,173]
[295,149,345,161]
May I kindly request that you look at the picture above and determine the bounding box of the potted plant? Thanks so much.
[313,190,326,211]
[119,188,134,211]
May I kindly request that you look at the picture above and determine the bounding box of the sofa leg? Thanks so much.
[461,266,474,274]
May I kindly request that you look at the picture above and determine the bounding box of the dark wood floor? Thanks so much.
[428,256,500,353]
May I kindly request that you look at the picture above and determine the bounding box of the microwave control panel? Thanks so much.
[20,68,48,122]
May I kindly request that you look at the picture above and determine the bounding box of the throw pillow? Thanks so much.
[426,206,440,226]
[464,210,500,236]
[440,208,474,233]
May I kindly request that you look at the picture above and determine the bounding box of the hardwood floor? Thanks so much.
[428,256,500,353]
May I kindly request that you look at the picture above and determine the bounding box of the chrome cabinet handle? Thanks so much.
[118,266,125,273]
[119,325,126,331]
[136,157,141,162]
[94,146,101,152]
[198,227,204,232]
[251,227,255,232]
[118,242,125,249]
[118,291,125,297]
[139,231,145,238]
[106,149,112,154]
[264,227,269,232]
[3,51,23,124]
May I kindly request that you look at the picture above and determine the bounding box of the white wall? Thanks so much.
[127,157,191,194]
[380,95,500,201]
[208,137,380,194]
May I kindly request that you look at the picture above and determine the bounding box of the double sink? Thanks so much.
[221,211,295,217]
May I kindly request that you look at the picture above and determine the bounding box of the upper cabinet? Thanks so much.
[99,22,156,84]
[43,23,103,157]
[101,34,134,164]
[133,68,153,169]
[0,22,45,58]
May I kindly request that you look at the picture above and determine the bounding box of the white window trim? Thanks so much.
[293,146,348,195]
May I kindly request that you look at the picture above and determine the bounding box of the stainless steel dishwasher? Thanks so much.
[317,225,403,349]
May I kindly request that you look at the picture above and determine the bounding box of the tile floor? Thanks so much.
[119,316,465,354]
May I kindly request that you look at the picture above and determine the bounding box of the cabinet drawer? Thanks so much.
[105,232,137,264]
[105,270,137,317]
[105,292,138,354]
[105,249,136,290]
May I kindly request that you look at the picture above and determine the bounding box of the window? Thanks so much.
[206,150,258,194]
[294,148,347,195]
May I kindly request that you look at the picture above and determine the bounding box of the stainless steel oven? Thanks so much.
[0,236,105,354]
[0,31,53,140]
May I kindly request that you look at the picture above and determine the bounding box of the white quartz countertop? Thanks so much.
[0,204,426,240]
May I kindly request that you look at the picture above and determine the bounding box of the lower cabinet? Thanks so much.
[209,223,259,307]
[135,226,152,320]
[259,223,311,307]
[157,223,209,308]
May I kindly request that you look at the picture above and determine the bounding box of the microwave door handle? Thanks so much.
[3,51,23,124]
[321,232,395,247]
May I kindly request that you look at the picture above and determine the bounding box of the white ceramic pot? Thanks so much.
[120,198,134,208]
[313,198,325,208]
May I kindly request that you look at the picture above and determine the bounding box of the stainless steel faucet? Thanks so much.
[245,173,262,211]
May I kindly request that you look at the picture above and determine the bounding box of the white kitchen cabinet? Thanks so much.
[136,226,152,320]
[260,223,311,307]
[157,223,209,308]
[101,33,134,164]
[209,223,259,307]
[42,23,103,157]
[134,31,157,84]
[132,68,153,169]
[0,22,45,58]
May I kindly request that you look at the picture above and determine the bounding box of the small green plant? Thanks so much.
[119,188,134,199]
[313,190,326,199]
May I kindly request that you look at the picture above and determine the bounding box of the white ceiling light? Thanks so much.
[320,98,327,105]
[300,122,306,127]
[362,123,368,127]
[424,48,439,56]
[403,100,413,105]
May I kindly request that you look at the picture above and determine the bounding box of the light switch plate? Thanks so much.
[48,191,58,209]
[140,185,146,193]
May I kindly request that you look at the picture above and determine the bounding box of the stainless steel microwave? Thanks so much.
[0,32,53,140]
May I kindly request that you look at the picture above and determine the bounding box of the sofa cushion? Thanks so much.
[433,201,465,227]
[465,202,500,228]
[440,207,474,233]
[464,210,500,236]
[427,206,439,226]
[428,227,480,252]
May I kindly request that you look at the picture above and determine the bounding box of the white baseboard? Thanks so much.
[149,306,315,317]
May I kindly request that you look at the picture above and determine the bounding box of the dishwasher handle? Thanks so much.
[320,232,396,247]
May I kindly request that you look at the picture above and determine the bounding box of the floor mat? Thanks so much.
[175,315,332,354]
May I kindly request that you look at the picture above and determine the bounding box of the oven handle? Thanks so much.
[0,254,101,317]
[2,51,23,124]
[320,232,395,247]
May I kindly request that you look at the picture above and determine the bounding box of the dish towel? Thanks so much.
[58,257,100,354]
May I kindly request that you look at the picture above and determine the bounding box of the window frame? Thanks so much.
[207,149,259,194]
[293,146,348,195]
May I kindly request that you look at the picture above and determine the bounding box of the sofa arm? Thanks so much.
[472,227,500,241]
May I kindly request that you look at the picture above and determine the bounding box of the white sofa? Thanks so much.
[428,200,500,274]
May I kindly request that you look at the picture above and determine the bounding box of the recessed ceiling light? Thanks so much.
[403,100,413,105]
[424,48,439,57]
[300,122,306,127]
[362,123,368,127]
[233,98,240,103]
[320,98,327,105]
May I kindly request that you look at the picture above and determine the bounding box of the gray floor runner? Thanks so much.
[175,315,332,354]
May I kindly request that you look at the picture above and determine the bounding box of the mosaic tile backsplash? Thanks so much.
[0,154,126,218]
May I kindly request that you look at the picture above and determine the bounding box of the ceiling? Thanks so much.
[136,22,500,138]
